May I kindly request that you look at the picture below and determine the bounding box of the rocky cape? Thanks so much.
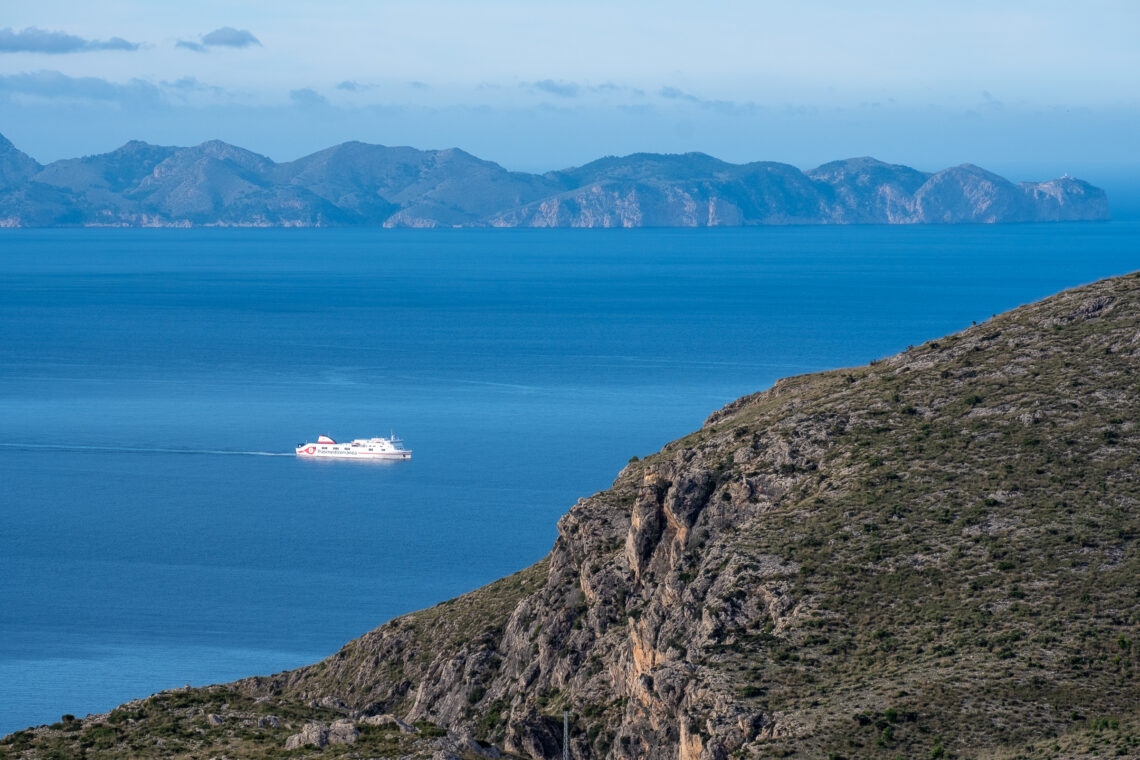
[0,132,1110,228]
[4,274,1139,760]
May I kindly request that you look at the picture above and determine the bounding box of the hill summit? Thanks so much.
[4,273,1139,760]
[0,134,1110,227]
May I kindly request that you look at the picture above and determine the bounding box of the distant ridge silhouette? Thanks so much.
[0,133,1109,227]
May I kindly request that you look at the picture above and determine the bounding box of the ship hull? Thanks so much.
[296,447,411,460]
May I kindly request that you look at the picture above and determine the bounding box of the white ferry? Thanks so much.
[295,434,412,460]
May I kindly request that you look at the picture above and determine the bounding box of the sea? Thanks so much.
[1,223,1137,734]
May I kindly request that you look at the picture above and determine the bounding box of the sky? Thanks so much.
[0,0,1137,192]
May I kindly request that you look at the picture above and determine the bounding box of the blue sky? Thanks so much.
[1,0,1137,186]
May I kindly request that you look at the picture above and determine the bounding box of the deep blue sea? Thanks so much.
[1,224,1137,734]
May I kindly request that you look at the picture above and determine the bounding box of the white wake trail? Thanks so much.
[0,443,293,457]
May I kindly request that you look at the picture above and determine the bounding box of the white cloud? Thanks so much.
[0,69,160,104]
[0,27,140,54]
[177,27,260,52]
[289,88,328,108]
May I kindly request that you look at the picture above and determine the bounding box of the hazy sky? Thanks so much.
[1,0,1137,182]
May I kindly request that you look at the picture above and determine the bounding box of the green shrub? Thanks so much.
[414,721,447,737]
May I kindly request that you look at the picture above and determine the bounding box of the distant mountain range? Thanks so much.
[0,132,1109,227]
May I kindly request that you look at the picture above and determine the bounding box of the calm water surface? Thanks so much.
[1,224,1137,733]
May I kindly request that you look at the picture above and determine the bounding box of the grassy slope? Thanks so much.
[662,272,1140,758]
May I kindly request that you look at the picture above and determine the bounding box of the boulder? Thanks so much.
[360,713,418,733]
[318,695,348,711]
[328,719,359,745]
[449,728,501,758]
[285,722,329,750]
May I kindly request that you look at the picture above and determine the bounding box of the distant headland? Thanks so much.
[0,132,1109,228]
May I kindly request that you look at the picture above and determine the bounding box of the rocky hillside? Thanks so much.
[4,273,1140,760]
[0,133,1109,227]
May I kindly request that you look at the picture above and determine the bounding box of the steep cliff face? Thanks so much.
[0,133,1112,227]
[235,273,1140,760]
[1020,175,1111,221]
[6,274,1139,760]
[807,157,929,223]
[489,156,1112,228]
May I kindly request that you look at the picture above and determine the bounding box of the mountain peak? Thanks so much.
[813,155,890,169]
[190,139,271,162]
[117,139,159,151]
